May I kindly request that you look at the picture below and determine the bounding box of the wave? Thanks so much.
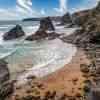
[0,48,17,59]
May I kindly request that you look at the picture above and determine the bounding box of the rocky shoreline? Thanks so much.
[0,1,100,100]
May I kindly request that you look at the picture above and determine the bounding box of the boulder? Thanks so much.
[0,60,13,99]
[3,25,25,40]
[39,17,55,31]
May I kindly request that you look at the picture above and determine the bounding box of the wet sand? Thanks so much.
[7,48,91,100]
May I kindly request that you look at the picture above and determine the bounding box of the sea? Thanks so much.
[0,20,77,81]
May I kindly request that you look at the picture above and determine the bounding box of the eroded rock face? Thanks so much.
[61,12,72,25]
[3,25,25,40]
[0,60,13,99]
[39,17,55,31]
[63,1,100,45]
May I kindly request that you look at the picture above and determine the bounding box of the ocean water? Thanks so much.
[0,20,77,80]
[0,20,39,34]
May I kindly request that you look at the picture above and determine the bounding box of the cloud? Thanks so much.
[70,0,100,13]
[54,0,68,14]
[0,0,40,20]
[41,9,46,15]
[16,0,33,14]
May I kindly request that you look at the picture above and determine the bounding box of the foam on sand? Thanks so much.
[16,39,77,84]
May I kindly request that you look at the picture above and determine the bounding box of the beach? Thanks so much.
[7,48,91,100]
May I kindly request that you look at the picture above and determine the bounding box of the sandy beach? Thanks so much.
[7,48,91,100]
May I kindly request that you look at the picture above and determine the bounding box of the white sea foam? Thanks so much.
[55,25,78,36]
[24,25,39,36]
[15,39,77,83]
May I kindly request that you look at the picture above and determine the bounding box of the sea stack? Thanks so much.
[39,17,55,31]
[61,12,72,25]
[0,60,13,99]
[3,25,25,40]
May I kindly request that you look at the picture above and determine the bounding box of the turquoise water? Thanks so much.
[0,38,77,79]
[0,20,77,80]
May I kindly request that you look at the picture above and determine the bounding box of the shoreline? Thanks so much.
[8,40,77,83]
[7,47,91,100]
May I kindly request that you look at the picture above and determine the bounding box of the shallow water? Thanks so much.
[0,20,78,81]
[0,38,77,80]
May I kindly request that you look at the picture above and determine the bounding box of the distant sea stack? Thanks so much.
[0,60,13,99]
[3,25,25,40]
[26,17,61,41]
[23,18,42,21]
[39,17,55,31]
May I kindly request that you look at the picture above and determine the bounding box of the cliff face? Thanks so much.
[64,1,100,46]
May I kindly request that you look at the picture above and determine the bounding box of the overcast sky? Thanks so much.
[0,0,99,20]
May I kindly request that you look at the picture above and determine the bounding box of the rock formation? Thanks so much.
[3,25,25,40]
[26,17,61,41]
[0,60,13,99]
[39,17,55,31]
[62,1,100,46]
[26,30,61,41]
[61,12,72,25]
[26,30,48,41]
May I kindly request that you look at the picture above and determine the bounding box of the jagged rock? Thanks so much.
[3,25,25,40]
[0,60,13,99]
[63,1,100,46]
[61,12,72,25]
[26,30,60,41]
[26,30,48,41]
[39,17,55,31]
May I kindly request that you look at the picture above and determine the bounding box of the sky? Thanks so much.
[0,0,99,20]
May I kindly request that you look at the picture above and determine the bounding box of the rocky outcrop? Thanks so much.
[62,1,100,46]
[61,12,72,25]
[3,25,25,40]
[26,30,48,41]
[26,17,61,41]
[0,60,13,99]
[26,30,61,41]
[39,17,55,31]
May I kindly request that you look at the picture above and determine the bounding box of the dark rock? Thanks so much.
[80,64,89,73]
[92,89,100,100]
[63,1,100,46]
[61,12,72,25]
[39,17,55,31]
[0,60,13,99]
[26,30,48,41]
[3,25,25,40]
[26,30,60,41]
[48,32,61,40]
